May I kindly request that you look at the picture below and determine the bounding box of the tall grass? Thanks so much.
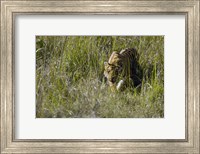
[36,36,164,118]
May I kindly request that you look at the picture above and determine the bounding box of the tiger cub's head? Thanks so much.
[104,52,123,86]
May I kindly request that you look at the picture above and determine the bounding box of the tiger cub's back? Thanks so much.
[119,48,139,79]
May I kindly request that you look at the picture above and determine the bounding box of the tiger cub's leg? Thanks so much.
[116,80,125,91]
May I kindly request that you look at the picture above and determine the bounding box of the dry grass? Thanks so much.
[36,36,164,118]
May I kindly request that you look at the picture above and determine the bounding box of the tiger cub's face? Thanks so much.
[104,62,118,84]
[104,52,122,86]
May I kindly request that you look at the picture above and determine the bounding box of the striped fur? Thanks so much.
[104,48,141,91]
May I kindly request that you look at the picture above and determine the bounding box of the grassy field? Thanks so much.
[36,36,164,118]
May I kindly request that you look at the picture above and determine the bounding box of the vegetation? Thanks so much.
[36,36,164,118]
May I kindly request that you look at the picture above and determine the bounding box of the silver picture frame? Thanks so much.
[1,0,199,153]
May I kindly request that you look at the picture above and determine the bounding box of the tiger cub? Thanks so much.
[104,48,141,91]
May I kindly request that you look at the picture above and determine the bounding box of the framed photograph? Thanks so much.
[1,0,199,153]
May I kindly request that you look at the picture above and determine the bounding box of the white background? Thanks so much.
[15,15,185,139]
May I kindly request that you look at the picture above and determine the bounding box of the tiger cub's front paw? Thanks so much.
[116,80,125,91]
